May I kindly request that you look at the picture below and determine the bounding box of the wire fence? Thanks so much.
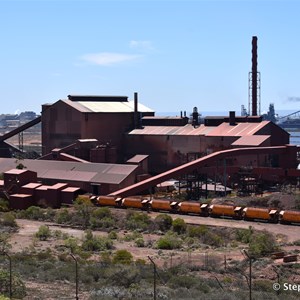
[1,250,299,300]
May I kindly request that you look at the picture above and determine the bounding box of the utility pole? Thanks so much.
[70,253,79,300]
[3,252,12,299]
[148,256,157,300]
[242,250,253,300]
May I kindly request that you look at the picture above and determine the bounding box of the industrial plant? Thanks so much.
[0,36,300,210]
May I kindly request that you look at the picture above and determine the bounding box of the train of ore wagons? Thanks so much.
[90,195,300,225]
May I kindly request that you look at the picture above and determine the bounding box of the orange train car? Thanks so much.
[243,207,278,222]
[279,210,300,224]
[97,196,121,207]
[209,204,243,219]
[178,202,209,216]
[150,199,178,212]
[122,197,150,209]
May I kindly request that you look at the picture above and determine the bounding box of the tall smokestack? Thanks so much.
[134,92,138,129]
[251,36,258,116]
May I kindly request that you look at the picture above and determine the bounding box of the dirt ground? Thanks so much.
[4,211,300,300]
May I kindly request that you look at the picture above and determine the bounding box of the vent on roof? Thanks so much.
[67,95,128,102]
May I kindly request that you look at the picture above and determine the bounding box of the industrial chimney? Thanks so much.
[249,36,261,116]
[252,36,258,116]
[192,107,199,127]
[134,92,139,129]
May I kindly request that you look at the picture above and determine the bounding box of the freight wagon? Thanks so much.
[279,210,300,224]
[94,195,299,226]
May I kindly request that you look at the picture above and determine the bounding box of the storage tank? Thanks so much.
[97,196,121,207]
[178,202,209,216]
[210,204,242,219]
[150,199,178,212]
[122,197,149,209]
[243,207,278,222]
[279,210,300,224]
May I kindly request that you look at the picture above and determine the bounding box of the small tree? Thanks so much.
[112,250,133,264]
[1,212,18,228]
[154,214,173,231]
[35,225,51,241]
[172,218,187,234]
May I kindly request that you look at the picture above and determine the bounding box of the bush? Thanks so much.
[22,206,44,220]
[64,237,79,253]
[112,250,133,264]
[81,230,113,252]
[0,233,11,253]
[154,214,173,231]
[172,218,187,234]
[92,207,112,219]
[235,226,254,243]
[1,212,18,228]
[156,233,182,249]
[135,238,145,247]
[125,211,152,231]
[249,231,278,258]
[108,231,118,240]
[0,270,26,298]
[124,231,142,242]
[35,225,51,241]
[187,225,208,237]
[0,199,9,212]
[55,208,72,224]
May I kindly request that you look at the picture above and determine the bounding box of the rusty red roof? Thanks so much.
[0,158,138,185]
[232,135,270,146]
[205,121,270,137]
[129,124,214,136]
[21,183,42,189]
[126,155,149,164]
[62,187,81,193]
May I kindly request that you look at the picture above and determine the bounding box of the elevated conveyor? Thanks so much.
[0,116,41,142]
[110,145,297,198]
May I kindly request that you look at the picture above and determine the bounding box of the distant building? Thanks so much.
[126,112,289,173]
[41,95,154,160]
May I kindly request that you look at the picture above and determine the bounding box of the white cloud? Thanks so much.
[129,40,154,51]
[81,52,142,66]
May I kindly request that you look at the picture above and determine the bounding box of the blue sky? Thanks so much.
[1,0,300,115]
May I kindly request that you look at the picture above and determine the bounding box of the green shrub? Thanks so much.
[135,238,145,247]
[112,250,133,264]
[108,230,118,240]
[0,233,11,253]
[23,206,44,220]
[172,218,187,234]
[92,207,112,219]
[249,231,278,258]
[90,216,115,229]
[55,208,72,224]
[35,225,51,241]
[124,231,142,241]
[154,214,173,231]
[0,270,26,298]
[1,212,18,228]
[0,199,9,212]
[64,237,79,253]
[81,230,113,252]
[156,233,182,249]
[125,211,151,231]
[235,226,254,243]
[187,225,208,237]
